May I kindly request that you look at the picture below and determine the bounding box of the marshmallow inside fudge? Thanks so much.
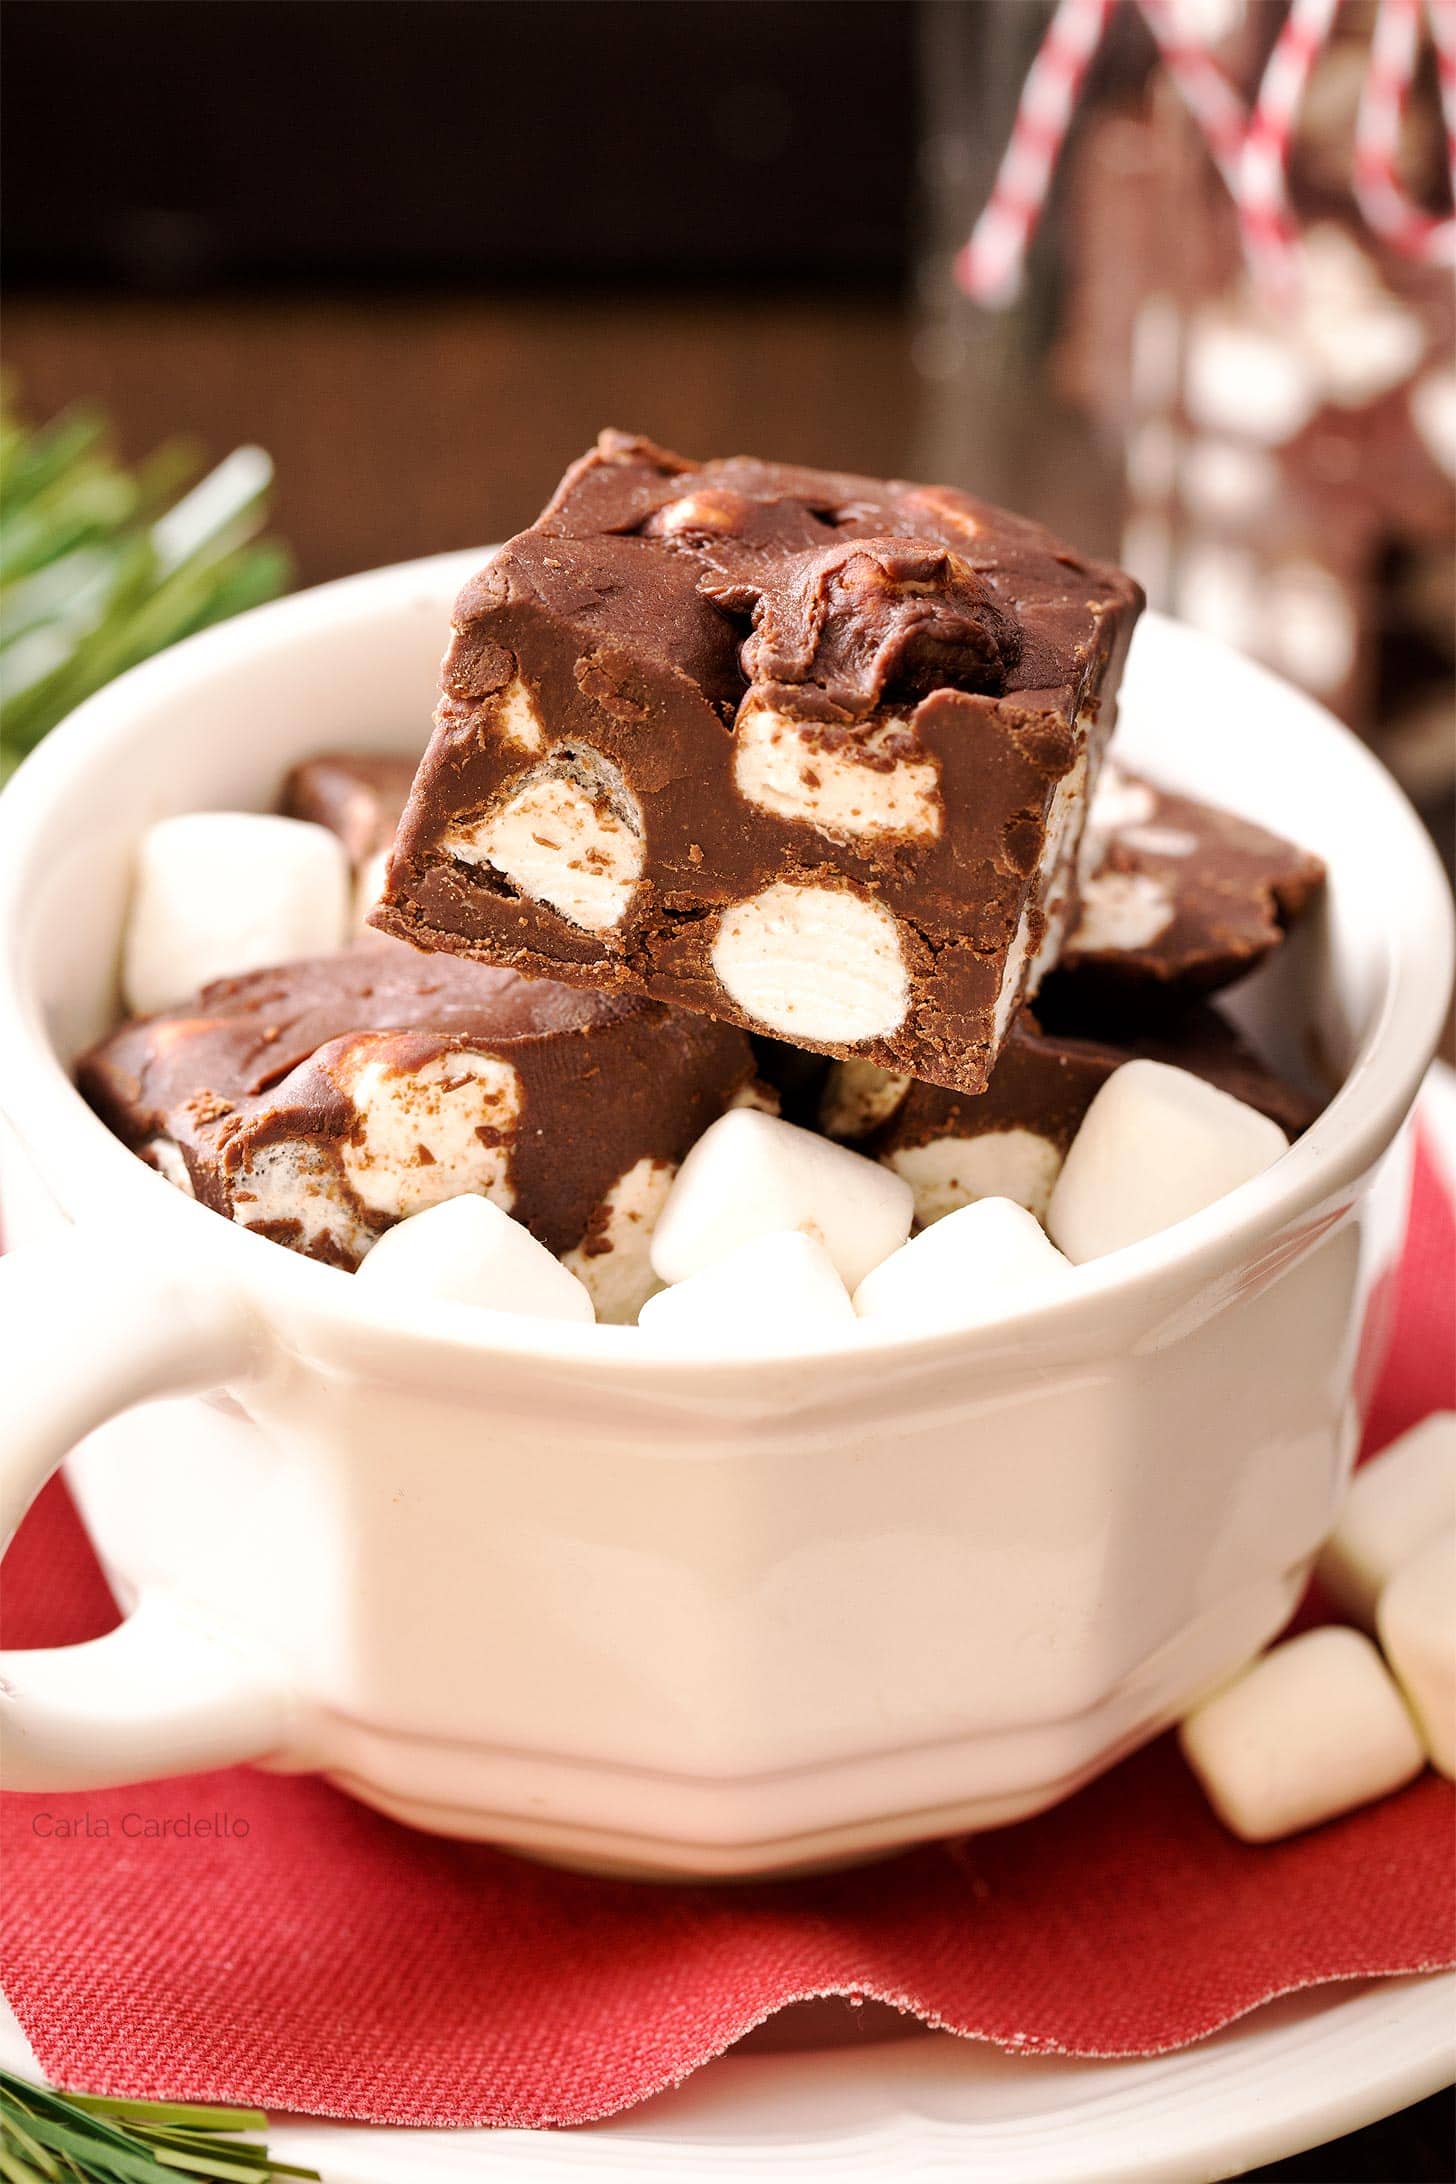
[78,948,757,1315]
[446,743,645,936]
[372,431,1143,1095]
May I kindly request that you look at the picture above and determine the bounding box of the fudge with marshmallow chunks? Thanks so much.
[371,431,1143,1096]
[821,1003,1319,1228]
[77,948,759,1320]
[1046,763,1325,1019]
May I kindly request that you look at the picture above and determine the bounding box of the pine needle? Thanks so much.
[0,2074,317,2184]
[0,391,291,785]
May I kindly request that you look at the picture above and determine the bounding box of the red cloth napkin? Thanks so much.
[3,1140,1453,2128]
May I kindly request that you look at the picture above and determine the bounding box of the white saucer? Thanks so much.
[2,1975,1452,2183]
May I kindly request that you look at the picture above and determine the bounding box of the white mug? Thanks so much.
[0,555,1450,1878]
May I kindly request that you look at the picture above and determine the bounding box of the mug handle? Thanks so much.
[0,1230,294,1791]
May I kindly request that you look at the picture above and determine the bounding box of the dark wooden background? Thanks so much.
[2,5,1451,2172]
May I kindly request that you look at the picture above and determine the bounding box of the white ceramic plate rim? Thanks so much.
[2,1971,1451,2182]
[278,1975,1456,2184]
[0,556,1451,1379]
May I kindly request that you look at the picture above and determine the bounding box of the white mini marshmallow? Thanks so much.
[232,1138,377,1264]
[1121,512,1173,603]
[494,676,547,754]
[853,1196,1075,1331]
[143,1138,195,1195]
[1018,742,1091,1010]
[1079,761,1157,873]
[1377,1528,1456,1779]
[1297,225,1426,406]
[1046,1060,1288,1263]
[1125,416,1178,503]
[649,1108,912,1292]
[1119,824,1198,860]
[124,813,351,1017]
[355,1194,595,1323]
[1129,292,1182,409]
[1178,1627,1426,1842]
[1317,1412,1456,1627]
[1086,761,1157,835]
[637,1230,855,1350]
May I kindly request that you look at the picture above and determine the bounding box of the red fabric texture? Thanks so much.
[2,1141,1453,2128]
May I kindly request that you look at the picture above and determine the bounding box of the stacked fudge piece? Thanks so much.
[83,432,1328,1327]
[370,431,1142,1095]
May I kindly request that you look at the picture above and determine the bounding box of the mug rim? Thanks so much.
[0,550,1450,1379]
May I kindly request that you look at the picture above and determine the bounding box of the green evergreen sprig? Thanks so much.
[0,389,292,785]
[0,2070,318,2184]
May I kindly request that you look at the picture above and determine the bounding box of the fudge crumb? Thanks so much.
[183,1090,234,1126]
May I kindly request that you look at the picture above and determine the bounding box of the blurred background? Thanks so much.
[2,0,1452,832]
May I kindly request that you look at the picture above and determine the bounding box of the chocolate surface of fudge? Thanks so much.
[821,1003,1320,1227]
[1045,764,1325,1020]
[283,752,420,933]
[373,431,1143,1094]
[79,949,756,1316]
[282,753,419,867]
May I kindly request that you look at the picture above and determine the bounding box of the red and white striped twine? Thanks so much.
[1234,0,1342,289]
[1354,0,1456,261]
[956,0,1456,306]
[952,0,1116,306]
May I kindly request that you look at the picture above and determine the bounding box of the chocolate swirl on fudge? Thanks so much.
[78,949,757,1317]
[373,431,1143,1096]
[702,537,1023,721]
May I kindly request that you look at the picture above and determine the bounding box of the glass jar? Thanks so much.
[914,0,1454,815]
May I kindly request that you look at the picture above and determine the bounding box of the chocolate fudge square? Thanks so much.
[282,752,420,932]
[373,432,1143,1095]
[1047,763,1326,1021]
[78,949,757,1319]
[282,753,419,869]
